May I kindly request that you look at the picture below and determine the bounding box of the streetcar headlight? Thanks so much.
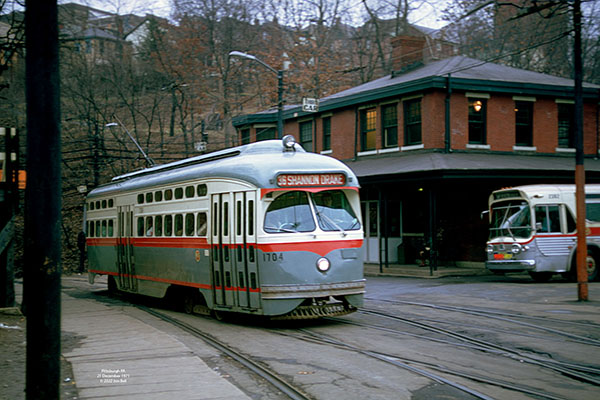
[316,257,331,273]
[486,244,494,254]
[511,243,522,254]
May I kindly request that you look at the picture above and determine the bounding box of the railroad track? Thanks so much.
[137,305,312,400]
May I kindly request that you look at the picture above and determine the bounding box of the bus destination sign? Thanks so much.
[277,173,345,187]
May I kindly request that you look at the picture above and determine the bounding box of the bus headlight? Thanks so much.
[486,244,494,254]
[511,243,522,254]
[316,257,331,273]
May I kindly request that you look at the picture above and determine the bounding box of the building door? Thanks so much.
[116,205,136,292]
[361,201,379,263]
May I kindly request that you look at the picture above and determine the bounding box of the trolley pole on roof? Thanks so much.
[573,0,588,301]
[23,0,62,398]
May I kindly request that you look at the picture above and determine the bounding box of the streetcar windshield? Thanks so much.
[264,191,316,233]
[264,190,360,234]
[311,190,360,232]
[489,200,532,239]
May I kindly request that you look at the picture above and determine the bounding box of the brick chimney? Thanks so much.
[391,35,426,73]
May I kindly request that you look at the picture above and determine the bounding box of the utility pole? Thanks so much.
[573,0,588,301]
[24,1,62,398]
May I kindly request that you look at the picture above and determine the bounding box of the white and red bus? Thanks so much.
[485,184,600,282]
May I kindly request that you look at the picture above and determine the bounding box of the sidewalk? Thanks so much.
[2,278,250,400]
[364,262,491,278]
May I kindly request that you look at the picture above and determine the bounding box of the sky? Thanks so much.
[65,0,448,30]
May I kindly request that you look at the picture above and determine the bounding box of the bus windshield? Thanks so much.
[264,190,360,234]
[489,200,532,239]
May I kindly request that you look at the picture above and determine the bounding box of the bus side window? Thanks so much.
[535,205,561,233]
[565,207,576,233]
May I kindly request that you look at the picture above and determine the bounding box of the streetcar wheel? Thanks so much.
[182,290,198,314]
[528,271,553,282]
[107,276,117,293]
[212,310,226,321]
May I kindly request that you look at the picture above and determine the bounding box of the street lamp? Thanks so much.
[229,51,284,139]
[106,116,156,167]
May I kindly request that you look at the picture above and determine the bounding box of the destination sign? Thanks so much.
[277,173,346,187]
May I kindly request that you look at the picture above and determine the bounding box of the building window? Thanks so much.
[322,117,331,151]
[256,127,276,142]
[299,120,313,151]
[468,98,486,144]
[360,108,377,151]
[382,104,398,147]
[515,101,533,146]
[557,103,574,148]
[241,128,250,145]
[403,99,421,146]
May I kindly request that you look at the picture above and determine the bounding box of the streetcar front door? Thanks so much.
[211,193,235,307]
[116,205,136,292]
[232,191,260,310]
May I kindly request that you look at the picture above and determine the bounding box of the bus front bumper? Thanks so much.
[486,259,536,273]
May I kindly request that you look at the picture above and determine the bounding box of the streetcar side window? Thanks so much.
[155,216,163,236]
[165,189,173,201]
[164,215,173,236]
[146,216,153,236]
[146,193,153,203]
[185,186,194,198]
[264,191,315,233]
[197,212,207,236]
[137,217,144,236]
[185,213,195,236]
[197,184,207,197]
[175,214,184,236]
[89,221,95,237]
[102,200,107,209]
[175,188,184,199]
[89,202,95,210]
[155,191,163,202]
[137,194,144,204]
[108,220,114,237]
[223,202,229,236]
[108,199,114,208]
[95,221,101,237]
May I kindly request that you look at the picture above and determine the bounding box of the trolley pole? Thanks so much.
[24,0,62,398]
[573,0,588,301]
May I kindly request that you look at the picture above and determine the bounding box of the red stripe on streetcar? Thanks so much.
[258,239,363,257]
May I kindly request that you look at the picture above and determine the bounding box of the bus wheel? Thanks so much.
[587,250,598,282]
[528,272,553,282]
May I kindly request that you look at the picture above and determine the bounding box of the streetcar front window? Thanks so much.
[311,190,360,232]
[489,200,532,239]
[264,191,316,233]
[264,190,360,234]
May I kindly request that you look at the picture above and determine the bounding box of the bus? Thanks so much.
[485,184,600,282]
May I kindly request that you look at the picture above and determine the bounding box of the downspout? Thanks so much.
[354,107,359,160]
[445,73,452,153]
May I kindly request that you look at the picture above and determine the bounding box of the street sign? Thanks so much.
[302,97,319,113]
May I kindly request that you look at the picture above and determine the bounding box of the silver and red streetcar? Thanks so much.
[85,136,365,319]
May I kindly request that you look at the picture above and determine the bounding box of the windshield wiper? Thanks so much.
[315,209,347,237]
[264,225,298,233]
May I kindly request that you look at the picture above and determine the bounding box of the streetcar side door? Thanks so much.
[116,205,136,292]
[211,193,235,307]
[233,191,260,310]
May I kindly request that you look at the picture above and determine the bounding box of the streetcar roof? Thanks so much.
[87,139,359,198]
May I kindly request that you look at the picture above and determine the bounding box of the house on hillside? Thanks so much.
[232,48,600,269]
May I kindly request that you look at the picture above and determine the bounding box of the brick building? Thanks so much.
[232,55,600,268]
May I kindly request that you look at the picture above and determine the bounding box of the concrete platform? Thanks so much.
[60,287,250,400]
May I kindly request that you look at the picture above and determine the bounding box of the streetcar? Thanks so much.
[485,184,600,282]
[85,136,365,319]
